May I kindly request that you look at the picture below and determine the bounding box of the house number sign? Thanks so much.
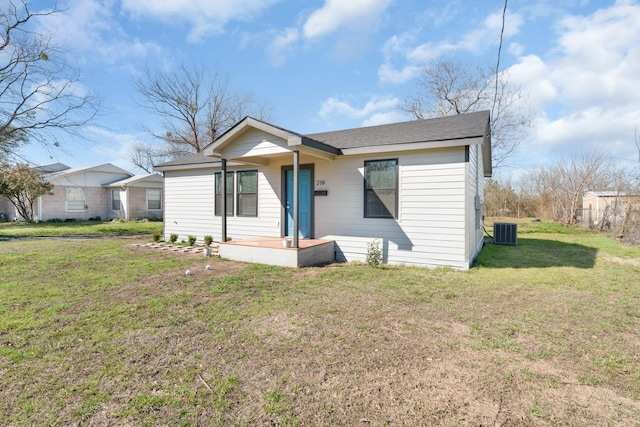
[314,179,327,196]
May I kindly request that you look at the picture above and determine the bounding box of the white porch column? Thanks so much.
[221,158,227,243]
[293,150,299,248]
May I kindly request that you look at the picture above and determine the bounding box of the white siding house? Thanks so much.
[155,111,492,269]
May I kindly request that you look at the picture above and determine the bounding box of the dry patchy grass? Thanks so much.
[1,225,640,426]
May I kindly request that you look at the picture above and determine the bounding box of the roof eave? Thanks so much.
[340,136,486,156]
[154,160,253,172]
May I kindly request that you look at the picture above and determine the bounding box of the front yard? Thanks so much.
[0,219,163,239]
[1,220,639,425]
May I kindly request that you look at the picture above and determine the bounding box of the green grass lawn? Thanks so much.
[0,219,163,238]
[1,219,640,425]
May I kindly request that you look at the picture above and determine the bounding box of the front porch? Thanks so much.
[219,237,335,268]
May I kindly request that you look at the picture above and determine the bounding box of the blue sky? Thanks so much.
[20,0,640,177]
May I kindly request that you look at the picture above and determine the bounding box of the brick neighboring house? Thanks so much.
[0,163,163,222]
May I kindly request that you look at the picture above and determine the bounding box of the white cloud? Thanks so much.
[362,110,408,127]
[459,10,524,52]
[36,0,161,65]
[319,95,399,121]
[551,1,640,110]
[84,126,145,172]
[317,95,407,129]
[530,107,640,164]
[376,1,640,168]
[506,55,558,111]
[121,0,280,42]
[376,32,428,84]
[377,63,421,85]
[266,28,299,67]
[260,0,393,66]
[508,42,524,57]
[378,8,524,84]
[302,0,393,39]
[506,1,640,166]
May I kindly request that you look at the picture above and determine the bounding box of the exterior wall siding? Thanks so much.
[466,144,485,267]
[162,145,484,269]
[313,147,469,268]
[220,129,290,159]
[163,168,216,243]
[162,165,283,244]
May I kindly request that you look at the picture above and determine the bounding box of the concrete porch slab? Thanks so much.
[218,237,335,268]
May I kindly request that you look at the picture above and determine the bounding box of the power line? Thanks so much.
[492,0,508,121]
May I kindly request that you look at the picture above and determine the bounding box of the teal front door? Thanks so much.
[285,169,312,238]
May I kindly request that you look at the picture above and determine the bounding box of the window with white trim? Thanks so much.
[215,172,234,216]
[146,189,162,210]
[112,189,121,210]
[66,187,86,211]
[364,159,398,219]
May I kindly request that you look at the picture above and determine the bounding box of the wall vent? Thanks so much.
[493,222,517,245]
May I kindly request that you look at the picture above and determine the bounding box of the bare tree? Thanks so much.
[401,59,531,169]
[131,64,272,172]
[0,162,52,222]
[484,176,537,218]
[0,1,99,160]
[529,153,612,226]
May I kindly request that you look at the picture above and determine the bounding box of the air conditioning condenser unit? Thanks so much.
[493,222,517,245]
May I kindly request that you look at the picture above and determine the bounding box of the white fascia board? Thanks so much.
[340,136,484,156]
[287,134,302,146]
[154,160,246,172]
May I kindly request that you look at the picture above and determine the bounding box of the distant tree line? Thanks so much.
[484,152,640,244]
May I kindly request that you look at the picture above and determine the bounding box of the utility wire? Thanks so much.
[492,0,508,121]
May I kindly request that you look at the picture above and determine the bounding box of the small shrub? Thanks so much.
[366,238,382,268]
[204,235,213,246]
[152,231,161,242]
[169,233,178,243]
[187,235,196,246]
[226,236,232,241]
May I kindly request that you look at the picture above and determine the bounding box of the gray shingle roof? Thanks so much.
[155,152,221,168]
[305,111,490,149]
[155,111,490,168]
